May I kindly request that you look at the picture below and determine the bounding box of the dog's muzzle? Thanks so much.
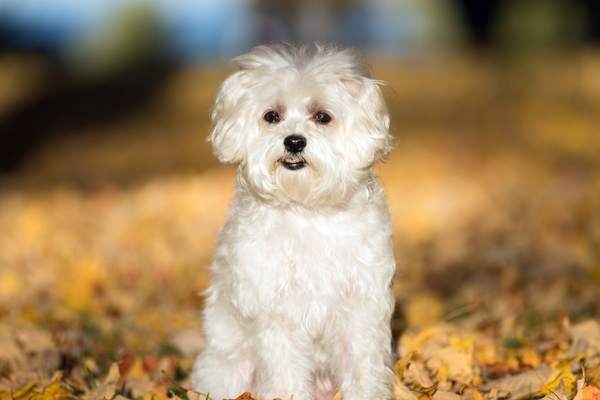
[281,134,307,170]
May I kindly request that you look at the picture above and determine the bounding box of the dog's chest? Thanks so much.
[229,207,379,318]
[259,212,355,287]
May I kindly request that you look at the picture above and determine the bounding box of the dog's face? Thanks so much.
[210,44,393,207]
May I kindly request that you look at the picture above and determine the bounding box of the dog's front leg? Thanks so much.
[191,298,255,399]
[253,320,314,400]
[335,301,395,400]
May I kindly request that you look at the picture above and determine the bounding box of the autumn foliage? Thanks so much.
[1,55,600,399]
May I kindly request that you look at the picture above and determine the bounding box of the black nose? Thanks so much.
[284,134,307,153]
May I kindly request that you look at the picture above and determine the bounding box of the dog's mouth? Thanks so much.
[279,157,307,171]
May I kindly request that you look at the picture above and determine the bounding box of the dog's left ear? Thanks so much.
[345,77,394,162]
[208,70,251,164]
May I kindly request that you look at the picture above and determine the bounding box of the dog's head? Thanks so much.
[210,43,393,207]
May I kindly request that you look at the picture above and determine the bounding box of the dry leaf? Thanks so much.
[30,380,76,400]
[482,364,552,400]
[582,386,600,400]
[588,366,600,387]
[84,363,121,400]
[394,353,413,378]
[0,372,77,400]
[462,388,484,400]
[541,361,576,396]
[521,348,541,367]
[432,390,460,400]
[229,392,256,400]
[424,335,474,385]
[0,382,38,400]
[404,361,434,391]
[394,377,418,400]
[403,326,476,385]
[569,320,600,362]
[542,389,568,400]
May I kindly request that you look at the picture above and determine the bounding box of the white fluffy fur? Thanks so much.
[192,44,396,400]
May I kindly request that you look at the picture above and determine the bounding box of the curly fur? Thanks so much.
[192,43,396,400]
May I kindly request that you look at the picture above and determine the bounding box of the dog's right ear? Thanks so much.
[208,70,250,164]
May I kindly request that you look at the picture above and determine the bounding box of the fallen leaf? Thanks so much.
[394,377,418,400]
[229,392,256,400]
[521,347,542,367]
[30,379,77,400]
[482,364,552,400]
[541,361,576,396]
[462,388,484,400]
[424,334,474,385]
[582,386,600,400]
[569,320,600,362]
[84,363,121,400]
[432,390,460,400]
[394,353,413,378]
[0,381,38,400]
[404,361,434,391]
[587,365,600,387]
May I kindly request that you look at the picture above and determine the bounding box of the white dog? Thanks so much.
[192,43,396,400]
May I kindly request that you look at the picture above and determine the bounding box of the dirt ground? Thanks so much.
[1,53,600,400]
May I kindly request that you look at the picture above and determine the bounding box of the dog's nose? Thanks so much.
[284,134,307,153]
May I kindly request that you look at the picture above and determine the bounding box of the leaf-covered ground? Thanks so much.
[1,54,600,400]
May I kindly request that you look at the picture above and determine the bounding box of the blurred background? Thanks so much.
[1,0,600,397]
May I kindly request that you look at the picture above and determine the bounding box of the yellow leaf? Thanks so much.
[0,382,37,400]
[462,389,484,400]
[394,353,413,378]
[521,347,541,367]
[437,363,449,383]
[0,372,75,400]
[449,335,473,353]
[541,361,576,395]
[399,326,441,355]
[30,381,75,400]
[126,358,147,380]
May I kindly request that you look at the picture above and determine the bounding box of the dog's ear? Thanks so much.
[208,70,250,164]
[209,45,292,164]
[345,77,394,162]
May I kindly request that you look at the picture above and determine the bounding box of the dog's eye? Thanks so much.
[263,110,280,124]
[314,111,332,125]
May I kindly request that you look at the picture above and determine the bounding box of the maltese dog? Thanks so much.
[192,43,396,400]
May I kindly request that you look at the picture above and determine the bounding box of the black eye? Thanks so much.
[263,110,280,124]
[314,111,331,124]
